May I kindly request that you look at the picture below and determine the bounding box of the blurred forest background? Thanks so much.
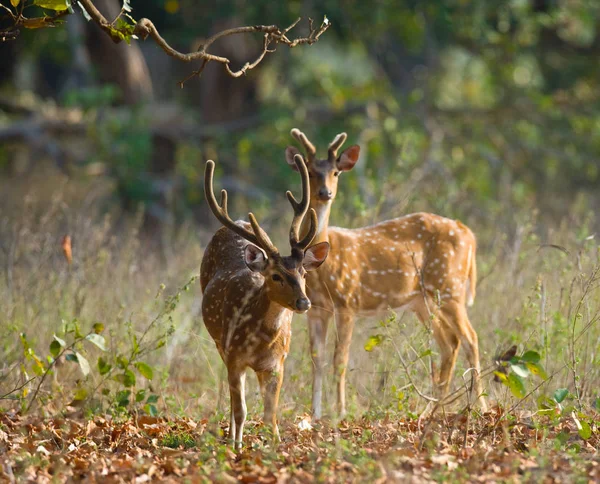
[2,0,600,427]
[2,0,600,236]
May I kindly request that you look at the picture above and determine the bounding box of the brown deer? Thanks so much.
[201,155,329,449]
[285,128,487,419]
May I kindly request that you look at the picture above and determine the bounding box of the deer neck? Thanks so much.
[301,200,332,244]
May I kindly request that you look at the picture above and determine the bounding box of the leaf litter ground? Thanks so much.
[1,406,599,482]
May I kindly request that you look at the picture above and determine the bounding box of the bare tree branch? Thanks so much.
[0,1,329,84]
[75,0,330,83]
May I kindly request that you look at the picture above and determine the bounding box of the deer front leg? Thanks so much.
[333,313,355,418]
[228,369,247,450]
[257,362,284,445]
[308,308,330,419]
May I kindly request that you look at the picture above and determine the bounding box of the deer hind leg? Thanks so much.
[257,362,284,444]
[447,302,488,412]
[333,313,355,418]
[413,301,459,403]
[308,308,330,419]
[228,369,247,450]
[432,318,461,402]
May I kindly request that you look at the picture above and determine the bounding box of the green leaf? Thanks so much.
[65,353,78,363]
[135,362,153,380]
[33,0,70,11]
[117,356,129,369]
[93,323,105,334]
[135,389,146,403]
[525,362,548,380]
[78,1,91,21]
[65,352,90,376]
[493,371,508,383]
[86,333,107,351]
[53,334,67,347]
[507,373,526,399]
[364,334,384,352]
[116,390,130,407]
[115,369,136,387]
[510,363,530,379]
[49,340,61,358]
[521,351,541,363]
[144,404,158,416]
[73,387,88,401]
[75,352,90,376]
[146,394,159,404]
[97,357,111,375]
[537,395,556,410]
[554,388,569,404]
[578,420,592,440]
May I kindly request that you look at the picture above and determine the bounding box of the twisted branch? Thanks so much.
[76,0,330,85]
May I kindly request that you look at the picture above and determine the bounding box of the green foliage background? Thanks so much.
[2,0,600,230]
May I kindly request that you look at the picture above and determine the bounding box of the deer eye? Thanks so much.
[272,274,283,282]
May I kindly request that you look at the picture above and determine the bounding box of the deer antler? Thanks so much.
[290,128,316,162]
[286,154,318,252]
[205,160,278,254]
[328,132,347,160]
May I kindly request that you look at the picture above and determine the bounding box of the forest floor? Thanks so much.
[1,406,599,482]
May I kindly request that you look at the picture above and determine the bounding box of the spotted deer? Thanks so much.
[285,128,488,419]
[201,155,329,449]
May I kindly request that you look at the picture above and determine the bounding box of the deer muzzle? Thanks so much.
[295,297,311,313]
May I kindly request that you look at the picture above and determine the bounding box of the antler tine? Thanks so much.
[328,132,348,160]
[290,128,316,160]
[248,213,278,254]
[205,160,274,252]
[297,208,318,249]
[287,154,317,251]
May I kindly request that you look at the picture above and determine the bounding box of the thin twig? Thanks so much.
[0,376,37,400]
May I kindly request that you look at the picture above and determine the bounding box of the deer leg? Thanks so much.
[448,302,488,412]
[413,301,446,405]
[228,369,247,450]
[333,313,354,418]
[308,308,330,419]
[228,385,236,443]
[432,319,461,402]
[257,362,284,445]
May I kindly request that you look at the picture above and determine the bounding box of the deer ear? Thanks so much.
[337,145,360,171]
[285,146,302,171]
[303,242,330,271]
[244,244,268,272]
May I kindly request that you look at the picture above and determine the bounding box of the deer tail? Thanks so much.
[466,242,477,307]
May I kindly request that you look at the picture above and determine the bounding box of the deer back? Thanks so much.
[306,213,477,313]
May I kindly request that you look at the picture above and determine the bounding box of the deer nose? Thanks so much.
[318,187,333,201]
[295,297,311,312]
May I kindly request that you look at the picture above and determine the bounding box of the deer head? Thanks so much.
[204,155,329,313]
[285,128,361,204]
